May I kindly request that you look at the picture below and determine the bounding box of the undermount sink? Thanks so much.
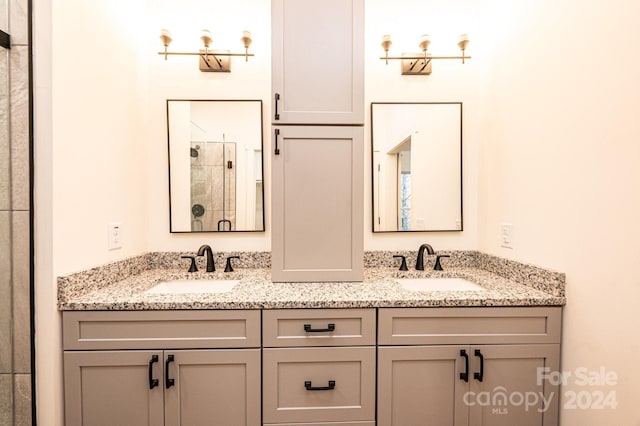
[145,279,240,294]
[396,278,486,292]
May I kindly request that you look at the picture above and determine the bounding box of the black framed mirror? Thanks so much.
[167,100,265,232]
[371,102,462,232]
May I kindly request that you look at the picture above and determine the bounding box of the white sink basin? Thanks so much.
[396,278,486,292]
[145,279,240,294]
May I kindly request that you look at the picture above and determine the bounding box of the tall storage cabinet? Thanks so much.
[271,126,364,282]
[271,0,365,282]
[271,0,364,125]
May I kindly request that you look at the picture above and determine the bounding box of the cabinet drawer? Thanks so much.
[378,307,562,345]
[62,310,261,350]
[263,347,375,423]
[263,309,375,347]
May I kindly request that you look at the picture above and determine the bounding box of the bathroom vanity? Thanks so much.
[58,251,565,426]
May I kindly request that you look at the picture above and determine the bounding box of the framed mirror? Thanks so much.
[371,102,462,232]
[167,100,264,232]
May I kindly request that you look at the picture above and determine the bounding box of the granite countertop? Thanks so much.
[57,252,566,310]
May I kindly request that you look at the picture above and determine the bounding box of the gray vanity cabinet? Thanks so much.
[377,307,562,426]
[271,0,364,125]
[262,309,376,426]
[62,310,261,426]
[271,126,364,282]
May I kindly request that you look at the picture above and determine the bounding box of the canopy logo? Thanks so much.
[463,386,554,414]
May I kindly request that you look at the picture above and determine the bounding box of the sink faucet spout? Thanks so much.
[197,245,216,272]
[415,244,435,270]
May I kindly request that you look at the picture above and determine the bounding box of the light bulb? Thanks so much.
[241,30,252,49]
[458,33,470,51]
[159,29,172,47]
[200,30,213,48]
[381,34,392,52]
[418,34,430,52]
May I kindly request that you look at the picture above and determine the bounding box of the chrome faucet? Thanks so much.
[415,244,435,270]
[197,244,215,272]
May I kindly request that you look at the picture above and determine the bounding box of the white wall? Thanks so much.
[478,0,640,424]
[364,0,482,250]
[50,0,151,275]
[36,0,152,424]
[145,0,483,253]
[146,0,272,251]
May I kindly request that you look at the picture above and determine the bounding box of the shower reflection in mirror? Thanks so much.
[167,100,264,232]
[371,102,462,232]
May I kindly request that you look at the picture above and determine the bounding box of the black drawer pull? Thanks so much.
[274,128,280,155]
[305,380,335,391]
[165,354,175,388]
[460,349,469,382]
[148,355,159,389]
[274,92,281,120]
[474,349,484,382]
[303,323,335,333]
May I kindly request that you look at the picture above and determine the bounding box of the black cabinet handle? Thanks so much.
[148,355,159,389]
[165,354,175,388]
[474,349,484,382]
[305,380,336,391]
[274,92,280,120]
[274,129,280,155]
[460,349,469,382]
[304,323,335,333]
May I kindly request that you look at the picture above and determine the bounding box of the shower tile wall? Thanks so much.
[190,142,236,231]
[0,0,32,424]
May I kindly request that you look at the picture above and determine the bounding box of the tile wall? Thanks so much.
[0,0,32,423]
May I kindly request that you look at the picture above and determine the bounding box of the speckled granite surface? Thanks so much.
[58,251,565,310]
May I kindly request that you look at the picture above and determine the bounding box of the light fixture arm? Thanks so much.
[158,29,254,72]
[157,51,255,58]
[379,54,471,61]
[380,33,471,75]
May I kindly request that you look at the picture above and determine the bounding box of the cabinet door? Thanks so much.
[64,350,164,426]
[271,0,364,124]
[271,126,364,282]
[468,344,560,426]
[164,349,261,426]
[378,346,469,426]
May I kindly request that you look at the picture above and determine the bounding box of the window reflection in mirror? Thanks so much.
[371,102,462,232]
[167,100,264,232]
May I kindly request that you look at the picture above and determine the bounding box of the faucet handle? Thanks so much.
[434,254,450,271]
[225,256,240,272]
[181,256,198,273]
[393,255,408,271]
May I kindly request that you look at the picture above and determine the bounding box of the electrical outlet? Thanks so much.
[108,222,123,250]
[455,220,462,230]
[500,223,513,249]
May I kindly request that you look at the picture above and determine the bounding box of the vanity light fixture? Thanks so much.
[380,33,470,75]
[158,29,254,72]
